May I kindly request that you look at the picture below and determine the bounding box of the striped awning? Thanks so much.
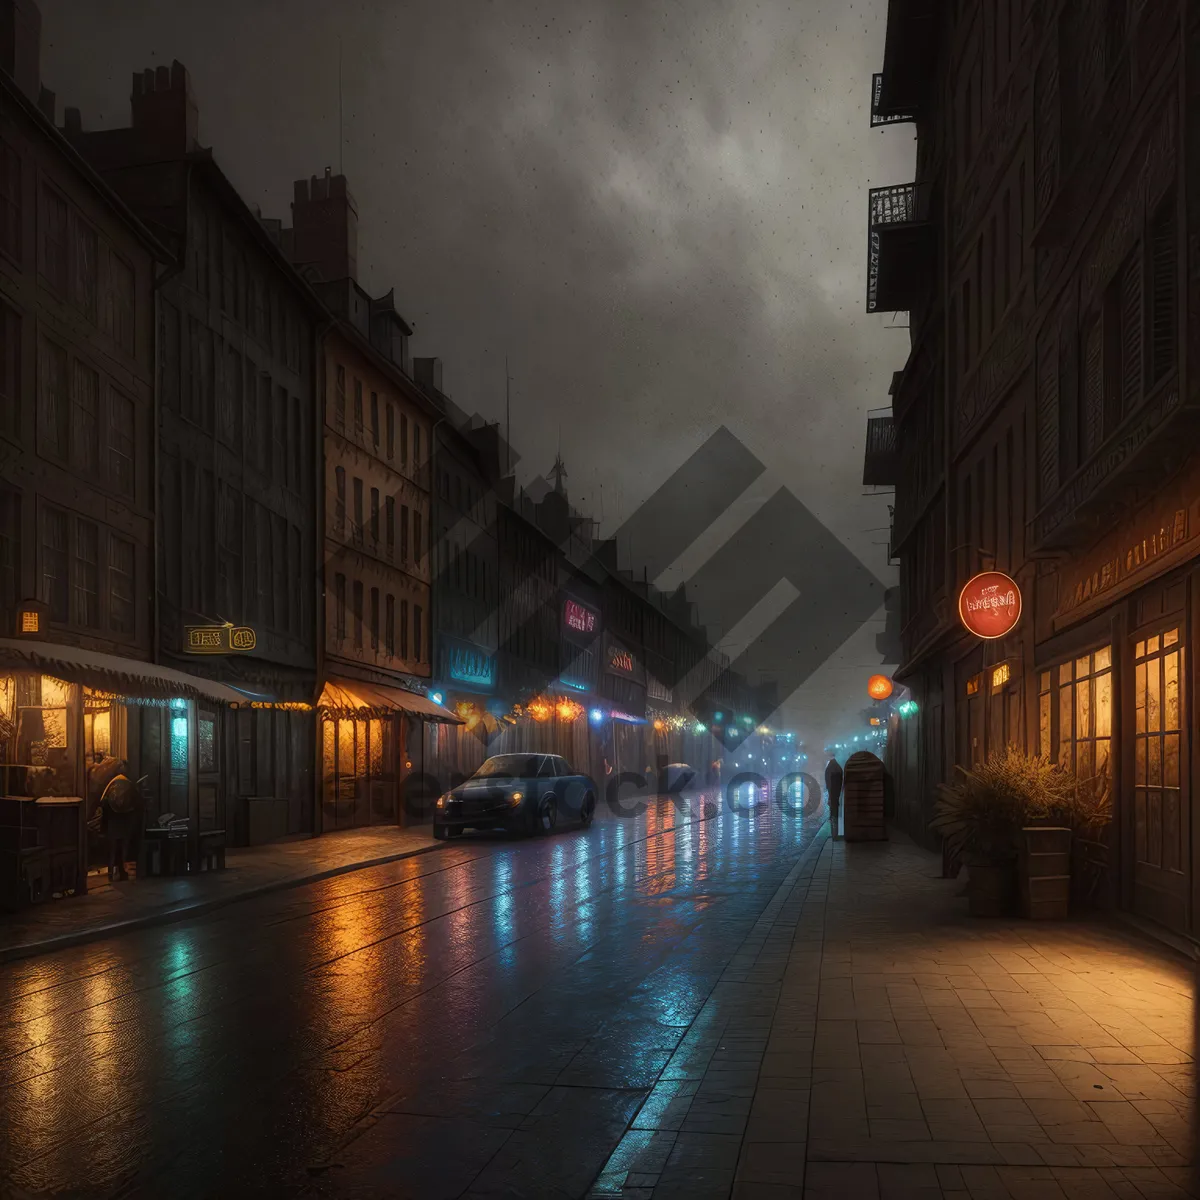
[0,638,249,705]
[317,678,463,724]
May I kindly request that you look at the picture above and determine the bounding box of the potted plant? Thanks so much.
[1063,764,1113,910]
[930,749,1069,917]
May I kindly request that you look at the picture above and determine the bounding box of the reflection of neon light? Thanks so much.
[172,717,188,739]
[610,710,644,724]
[589,708,604,722]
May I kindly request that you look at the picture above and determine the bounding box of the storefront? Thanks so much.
[433,635,499,790]
[317,676,462,830]
[1035,471,1200,936]
[0,634,246,910]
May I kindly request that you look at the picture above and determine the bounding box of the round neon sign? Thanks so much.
[958,571,1022,639]
[867,674,893,700]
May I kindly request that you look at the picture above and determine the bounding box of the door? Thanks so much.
[1131,626,1188,932]
[197,707,221,833]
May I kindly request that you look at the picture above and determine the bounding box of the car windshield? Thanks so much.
[473,755,542,779]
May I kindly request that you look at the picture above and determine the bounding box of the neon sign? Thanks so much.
[609,648,634,674]
[563,598,598,635]
[185,624,257,654]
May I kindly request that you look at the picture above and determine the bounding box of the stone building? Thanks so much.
[874,0,1196,936]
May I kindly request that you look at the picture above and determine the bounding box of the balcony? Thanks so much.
[862,412,898,487]
[1030,376,1198,552]
[870,73,914,127]
[866,182,936,314]
[874,0,938,120]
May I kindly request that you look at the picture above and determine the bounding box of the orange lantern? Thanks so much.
[527,697,552,722]
[867,674,893,700]
[556,698,583,722]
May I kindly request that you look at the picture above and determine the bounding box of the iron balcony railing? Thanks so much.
[870,73,914,126]
[866,182,933,314]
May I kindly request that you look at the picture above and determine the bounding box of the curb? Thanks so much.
[0,840,448,965]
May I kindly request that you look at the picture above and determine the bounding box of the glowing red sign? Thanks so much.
[563,599,598,635]
[609,648,634,674]
[958,571,1022,639]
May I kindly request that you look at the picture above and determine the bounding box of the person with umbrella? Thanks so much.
[93,760,141,881]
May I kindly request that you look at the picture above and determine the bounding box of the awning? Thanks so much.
[318,678,463,724]
[0,638,251,705]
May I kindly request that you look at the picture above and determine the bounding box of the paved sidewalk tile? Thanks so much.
[0,824,442,961]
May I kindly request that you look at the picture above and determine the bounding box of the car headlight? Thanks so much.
[509,791,524,804]
[436,793,450,809]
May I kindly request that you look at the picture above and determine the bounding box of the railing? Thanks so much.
[866,182,933,315]
[870,73,914,127]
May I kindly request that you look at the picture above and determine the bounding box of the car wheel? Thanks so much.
[433,823,449,841]
[536,795,558,835]
[580,793,595,828]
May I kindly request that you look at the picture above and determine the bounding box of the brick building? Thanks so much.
[873,0,1197,936]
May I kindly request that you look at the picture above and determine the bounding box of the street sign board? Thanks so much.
[958,571,1022,639]
[184,624,257,654]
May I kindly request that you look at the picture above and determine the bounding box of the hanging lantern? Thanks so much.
[867,674,894,700]
[556,698,583,722]
[527,696,552,722]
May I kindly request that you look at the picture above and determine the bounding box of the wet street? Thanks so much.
[0,782,821,1200]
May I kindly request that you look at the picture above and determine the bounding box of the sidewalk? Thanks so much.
[590,829,1195,1199]
[0,825,442,963]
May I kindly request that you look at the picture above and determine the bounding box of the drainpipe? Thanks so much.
[148,163,192,665]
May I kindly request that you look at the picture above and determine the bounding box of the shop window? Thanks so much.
[198,710,216,772]
[1134,629,1183,873]
[1039,646,1112,779]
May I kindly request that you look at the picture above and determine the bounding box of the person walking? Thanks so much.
[824,757,844,839]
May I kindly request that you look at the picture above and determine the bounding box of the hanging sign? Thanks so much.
[563,598,599,635]
[185,623,257,654]
[866,674,893,700]
[958,571,1022,639]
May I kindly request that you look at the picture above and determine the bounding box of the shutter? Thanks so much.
[1081,316,1104,458]
[1120,248,1142,417]
[1036,330,1059,500]
[1150,201,1177,384]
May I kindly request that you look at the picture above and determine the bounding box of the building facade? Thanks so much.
[874,0,1197,936]
[67,62,325,848]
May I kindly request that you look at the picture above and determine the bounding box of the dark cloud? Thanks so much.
[40,0,912,739]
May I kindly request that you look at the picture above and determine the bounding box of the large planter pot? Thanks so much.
[1018,826,1071,919]
[967,861,1015,917]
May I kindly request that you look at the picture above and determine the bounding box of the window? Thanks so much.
[400,598,409,657]
[0,139,19,260]
[370,586,379,650]
[40,185,68,293]
[73,517,99,628]
[386,404,395,458]
[256,505,271,625]
[335,364,346,431]
[386,496,395,557]
[0,491,17,624]
[334,573,346,639]
[400,504,409,562]
[289,525,301,634]
[108,256,135,352]
[353,476,363,542]
[244,501,259,623]
[370,391,379,448]
[38,338,69,459]
[413,425,421,467]
[40,505,68,620]
[108,389,134,497]
[414,511,422,566]
[353,379,363,438]
[160,300,180,413]
[216,484,242,619]
[71,216,98,321]
[414,604,423,662]
[370,487,380,544]
[400,412,408,465]
[1133,629,1184,875]
[70,360,99,472]
[1080,313,1104,460]
[1039,647,1113,780]
[385,594,395,655]
[1149,199,1177,385]
[273,381,287,483]
[291,394,303,489]
[220,345,241,446]
[353,579,364,648]
[0,302,19,436]
[1105,249,1142,431]
[109,534,135,635]
[258,373,272,478]
[272,513,287,630]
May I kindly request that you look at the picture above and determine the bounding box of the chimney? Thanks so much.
[0,0,41,102]
[413,357,443,395]
[290,166,357,284]
[130,60,199,156]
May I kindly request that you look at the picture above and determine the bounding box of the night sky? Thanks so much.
[40,0,914,743]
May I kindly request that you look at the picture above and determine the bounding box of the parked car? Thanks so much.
[433,753,598,839]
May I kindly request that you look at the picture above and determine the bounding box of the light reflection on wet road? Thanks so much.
[0,782,820,1199]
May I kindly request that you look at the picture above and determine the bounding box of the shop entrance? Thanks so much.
[1130,625,1188,933]
[321,715,398,831]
